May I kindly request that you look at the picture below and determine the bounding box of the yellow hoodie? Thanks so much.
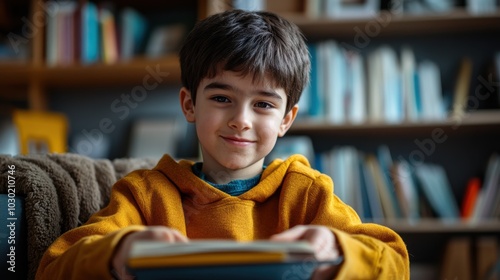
[36,154,409,279]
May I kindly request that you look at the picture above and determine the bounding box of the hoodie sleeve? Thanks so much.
[307,173,410,279]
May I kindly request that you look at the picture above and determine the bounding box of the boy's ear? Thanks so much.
[278,105,299,137]
[180,87,195,123]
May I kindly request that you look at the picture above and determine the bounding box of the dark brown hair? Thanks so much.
[179,9,310,113]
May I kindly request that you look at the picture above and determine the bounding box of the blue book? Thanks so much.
[307,43,323,118]
[81,2,100,64]
[120,8,148,60]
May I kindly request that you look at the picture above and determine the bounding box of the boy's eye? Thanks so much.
[211,96,230,103]
[255,102,273,109]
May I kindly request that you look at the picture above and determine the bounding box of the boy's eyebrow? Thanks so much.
[204,82,283,100]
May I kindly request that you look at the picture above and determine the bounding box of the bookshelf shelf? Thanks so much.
[0,56,181,89]
[290,111,500,136]
[0,62,31,85]
[39,56,181,87]
[282,8,500,39]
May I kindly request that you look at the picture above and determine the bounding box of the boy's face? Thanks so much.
[180,71,298,182]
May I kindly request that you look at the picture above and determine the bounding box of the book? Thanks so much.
[401,46,419,122]
[99,6,119,64]
[418,60,446,120]
[392,160,420,220]
[367,47,383,122]
[440,237,472,280]
[127,240,343,280]
[379,46,403,123]
[347,50,366,124]
[81,2,100,64]
[120,8,148,61]
[451,58,473,118]
[366,154,398,219]
[145,24,186,58]
[359,153,385,221]
[475,236,498,280]
[324,0,380,19]
[414,164,460,220]
[471,153,500,220]
[460,177,481,220]
[323,40,346,124]
[267,136,315,165]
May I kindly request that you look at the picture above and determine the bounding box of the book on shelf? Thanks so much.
[145,24,186,59]
[314,145,493,222]
[401,46,420,122]
[120,7,148,61]
[81,1,100,64]
[418,60,446,121]
[324,0,380,18]
[475,236,499,280]
[127,240,343,280]
[392,160,420,220]
[467,0,499,15]
[267,136,315,165]
[471,153,500,220]
[46,1,78,66]
[302,42,454,124]
[359,153,385,221]
[440,237,472,280]
[391,0,456,14]
[99,5,119,64]
[451,58,473,118]
[414,163,460,220]
[460,177,481,220]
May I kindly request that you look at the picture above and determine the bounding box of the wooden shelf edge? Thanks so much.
[290,111,500,134]
[281,8,500,38]
[0,56,182,87]
[38,56,181,87]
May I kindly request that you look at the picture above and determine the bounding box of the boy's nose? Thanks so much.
[228,107,252,131]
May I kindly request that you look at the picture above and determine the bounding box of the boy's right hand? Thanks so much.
[111,226,189,280]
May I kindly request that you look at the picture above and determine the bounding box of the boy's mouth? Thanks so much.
[221,136,255,146]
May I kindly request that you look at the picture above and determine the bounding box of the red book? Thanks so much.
[461,177,481,219]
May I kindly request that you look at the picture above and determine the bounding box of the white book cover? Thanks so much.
[477,154,500,219]
[379,46,403,123]
[348,51,366,124]
[367,49,384,122]
[393,160,420,220]
[401,47,419,122]
[418,61,446,121]
[324,40,346,124]
[330,148,347,206]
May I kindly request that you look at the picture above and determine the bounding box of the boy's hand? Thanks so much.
[111,226,189,280]
[270,225,341,280]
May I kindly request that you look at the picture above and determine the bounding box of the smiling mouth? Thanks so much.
[221,136,255,146]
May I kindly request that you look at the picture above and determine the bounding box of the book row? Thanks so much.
[44,1,187,66]
[270,137,500,222]
[298,41,500,124]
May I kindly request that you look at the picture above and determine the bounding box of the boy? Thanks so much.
[36,9,409,280]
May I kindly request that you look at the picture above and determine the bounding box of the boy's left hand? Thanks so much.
[270,225,341,280]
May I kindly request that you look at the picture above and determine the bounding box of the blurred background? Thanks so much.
[1,1,500,279]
